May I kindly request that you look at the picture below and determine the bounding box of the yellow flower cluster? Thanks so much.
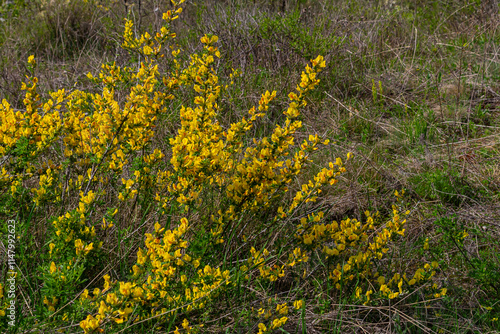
[292,204,445,305]
[248,247,286,282]
[167,36,227,206]
[0,1,449,331]
[80,217,230,332]
[41,189,105,313]
[253,299,306,333]
[77,25,329,329]
[122,1,183,57]
[0,76,62,159]
[0,7,196,320]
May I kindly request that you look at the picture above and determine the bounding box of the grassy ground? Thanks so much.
[1,0,500,333]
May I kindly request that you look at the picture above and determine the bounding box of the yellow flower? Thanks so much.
[80,289,89,301]
[75,239,84,256]
[80,314,100,332]
[28,55,36,65]
[50,262,57,274]
[119,282,133,297]
[276,303,288,315]
[182,318,191,330]
[293,299,304,310]
[132,287,144,299]
[388,292,399,299]
[271,317,288,329]
[355,287,362,298]
[84,242,94,255]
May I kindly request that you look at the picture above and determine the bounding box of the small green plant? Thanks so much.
[410,168,478,207]
[430,214,500,327]
[371,79,384,107]
[259,7,345,61]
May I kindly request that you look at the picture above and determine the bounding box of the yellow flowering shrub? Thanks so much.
[0,1,446,332]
